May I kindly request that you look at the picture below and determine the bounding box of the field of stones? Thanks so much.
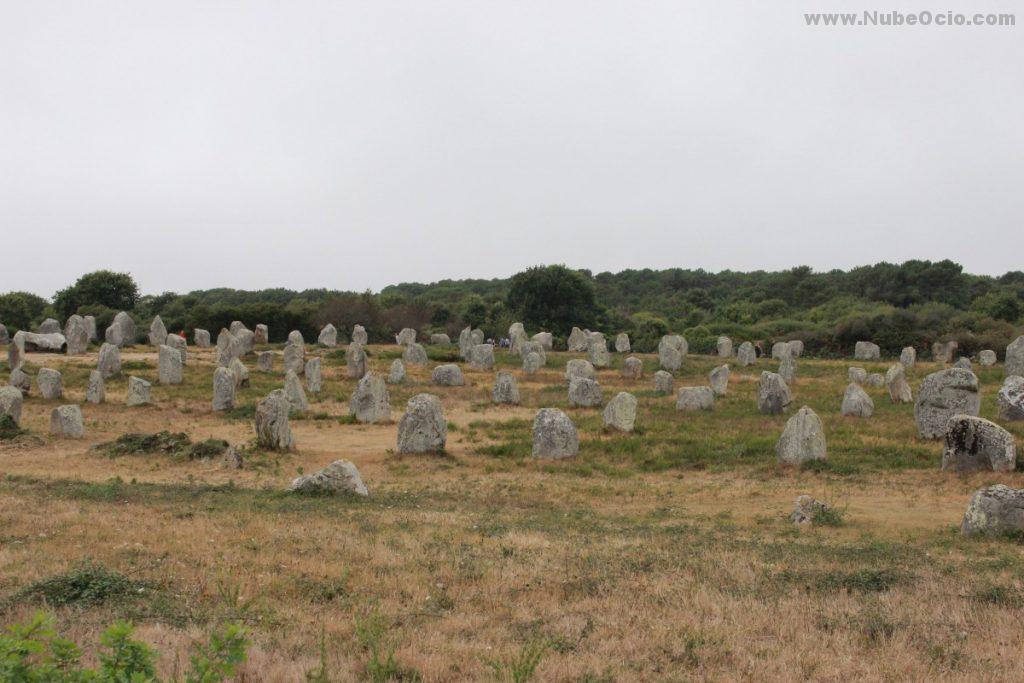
[3,315,1024,681]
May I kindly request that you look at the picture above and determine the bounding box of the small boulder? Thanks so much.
[284,370,308,413]
[532,408,578,459]
[854,341,881,360]
[737,341,756,366]
[0,385,23,426]
[387,359,406,385]
[997,376,1024,421]
[492,371,520,404]
[717,336,733,358]
[318,324,338,347]
[212,366,235,411]
[431,364,464,386]
[165,334,187,365]
[288,330,305,346]
[914,368,980,439]
[402,343,428,366]
[49,405,84,438]
[885,363,913,403]
[395,328,417,346]
[290,460,368,496]
[567,327,589,352]
[9,368,31,396]
[305,358,322,393]
[86,370,105,404]
[962,485,1024,536]
[866,373,885,388]
[532,332,553,350]
[194,329,211,347]
[229,357,249,388]
[620,356,643,379]
[676,386,714,411]
[38,318,61,334]
[522,351,543,374]
[568,378,603,408]
[397,394,446,453]
[254,324,269,345]
[791,495,831,525]
[257,351,274,372]
[979,350,997,367]
[37,368,63,400]
[614,333,631,353]
[467,343,495,370]
[900,346,916,367]
[654,370,674,394]
[709,365,730,396]
[125,376,151,406]
[603,392,637,431]
[841,383,874,417]
[941,415,1016,472]
[587,340,610,368]
[430,333,451,346]
[351,325,368,345]
[565,359,596,383]
[771,341,790,360]
[848,367,867,384]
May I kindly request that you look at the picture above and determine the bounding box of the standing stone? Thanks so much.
[230,321,248,336]
[97,343,121,379]
[523,351,542,374]
[737,342,756,366]
[854,341,881,360]
[430,333,451,346]
[38,318,61,334]
[603,392,637,432]
[866,373,885,387]
[962,485,1024,537]
[432,364,464,386]
[772,342,790,360]
[519,341,547,366]
[257,351,274,372]
[346,343,368,379]
[458,327,473,358]
[532,332,553,350]
[64,315,89,356]
[492,371,520,404]
[403,343,428,366]
[568,378,603,407]
[318,324,338,347]
[149,316,168,347]
[305,358,322,393]
[710,364,730,396]
[0,386,23,426]
[676,386,714,411]
[194,329,211,347]
[914,368,981,439]
[614,333,631,353]
[776,406,826,465]
[165,334,187,365]
[567,327,589,352]
[787,340,804,358]
[283,342,305,376]
[532,408,578,459]
[510,329,529,355]
[757,372,791,415]
[979,350,997,367]
[933,340,959,364]
[212,366,235,411]
[566,359,596,382]
[351,325,368,345]
[900,346,916,367]
[779,355,797,384]
[0,323,8,345]
[395,328,417,346]
[471,329,484,347]
[654,370,674,394]
[350,373,391,423]
[36,368,62,400]
[717,336,733,358]
[290,460,368,497]
[509,322,525,340]
[234,329,255,355]
[104,323,123,348]
[397,394,446,453]
[125,377,151,406]
[288,330,305,346]
[658,335,687,371]
[158,345,183,385]
[467,343,494,370]
[588,339,610,368]
[284,370,308,413]
[9,368,31,396]
[86,370,105,404]
[841,383,874,417]
[254,324,269,344]
[216,329,238,367]
[998,376,1024,421]
[387,359,406,385]
[1006,336,1024,377]
[49,405,84,438]
[255,389,295,451]
[620,356,643,379]
[885,363,913,403]
[112,311,136,345]
[953,357,972,370]
[229,357,249,388]
[84,315,97,342]
[8,331,25,371]
[942,415,1016,472]
[848,367,867,384]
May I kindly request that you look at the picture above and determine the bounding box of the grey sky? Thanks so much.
[2,1,1021,298]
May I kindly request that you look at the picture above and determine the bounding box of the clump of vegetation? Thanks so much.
[6,563,146,610]
[354,610,421,682]
[0,415,26,441]
[489,639,548,682]
[187,438,230,460]
[96,432,229,460]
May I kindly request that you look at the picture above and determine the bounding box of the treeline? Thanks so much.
[1,261,1022,357]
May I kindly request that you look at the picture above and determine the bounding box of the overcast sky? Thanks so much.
[1,1,1021,298]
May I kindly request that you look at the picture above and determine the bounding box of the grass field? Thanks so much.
[2,343,1023,681]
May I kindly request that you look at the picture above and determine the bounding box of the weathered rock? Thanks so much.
[212,366,235,411]
[64,315,89,356]
[854,341,880,360]
[86,370,104,404]
[757,372,791,415]
[885,363,913,403]
[228,357,249,388]
[21,332,66,353]
[38,318,61,334]
[7,331,25,371]
[158,345,183,385]
[351,325,368,345]
[125,376,151,406]
[510,329,530,355]
[532,408,578,459]
[403,343,428,366]
[0,323,9,345]
[532,332,553,350]
[654,370,674,394]
[942,415,1016,472]
[290,460,368,496]
[235,329,255,355]
[658,335,687,371]
[49,405,84,438]
[841,383,874,417]
[866,373,885,388]
[318,324,338,347]
[900,346,916,367]
[791,495,830,524]
[396,328,417,346]
[518,341,546,367]
[90,338,116,376]
[848,367,867,384]
[603,392,637,431]
[430,333,451,346]
[288,330,305,346]
[566,359,596,383]
[165,334,187,365]
[588,339,610,368]
[567,327,589,352]
[568,378,603,408]
[0,386,23,426]
[953,357,972,370]
[387,359,406,385]
[1008,336,1024,377]
[284,370,308,413]
[458,326,473,358]
[492,371,520,404]
[432,363,464,386]
[676,386,714,411]
[934,340,959,364]
[222,446,243,469]
[257,351,274,372]
[710,365,730,396]
[104,324,123,347]
[397,394,446,453]
[149,316,168,347]
[788,340,804,358]
[717,336,733,358]
[620,356,643,379]
[614,333,631,353]
[779,356,797,384]
[254,324,269,345]
[305,358,322,393]
[979,350,997,367]
[509,322,525,340]
[962,485,1024,536]
[737,341,756,367]
[194,329,211,347]
[523,351,542,374]
[255,389,295,451]
[772,341,790,360]
[998,376,1024,421]
[346,343,368,379]
[915,368,981,439]
[350,373,391,423]
[283,342,305,376]
[467,343,494,370]
[36,368,62,400]
[216,329,239,367]
[9,368,31,396]
[230,321,248,336]
[112,311,136,345]
[777,406,827,465]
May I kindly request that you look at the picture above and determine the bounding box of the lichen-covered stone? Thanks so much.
[257,351,274,372]
[467,344,495,370]
[676,386,714,411]
[710,365,730,396]
[737,341,756,366]
[717,336,733,358]
[431,363,464,386]
[403,343,428,366]
[49,405,83,438]
[158,345,183,385]
[36,368,63,400]
[566,359,596,383]
[0,386,23,426]
[290,460,368,496]
[397,394,446,453]
[979,350,997,367]
[532,408,578,459]
[492,371,520,404]
[318,324,338,347]
[149,315,168,347]
[603,392,637,431]
[229,357,249,388]
[900,346,916,367]
[283,342,305,376]
[654,370,674,394]
[998,376,1024,421]
[1006,336,1024,377]
[757,372,791,415]
[962,485,1024,536]
[350,373,391,423]
[620,356,643,379]
[86,370,105,404]
[194,329,211,348]
[212,366,235,411]
[885,363,913,403]
[255,389,295,451]
[777,406,826,465]
[125,376,151,406]
[351,325,368,345]
[841,383,874,417]
[387,359,406,384]
[346,343,368,379]
[284,370,308,413]
[914,368,980,439]
[854,341,880,360]
[568,378,603,408]
[305,358,322,393]
[941,415,1016,472]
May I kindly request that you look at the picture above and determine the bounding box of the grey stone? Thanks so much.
[777,406,826,465]
[64,315,89,356]
[49,405,84,438]
[396,328,417,346]
[86,370,105,404]
[430,333,451,346]
[614,333,631,353]
[158,345,183,385]
[900,346,916,367]
[0,323,9,345]
[519,341,547,366]
[757,372,791,415]
[866,373,885,388]
[567,327,588,352]
[510,329,529,355]
[230,321,248,336]
[165,334,187,365]
[112,311,136,345]
[0,386,23,426]
[283,342,305,376]
[403,343,428,366]
[942,415,1016,472]
[961,485,1024,536]
[216,329,239,367]
[953,357,972,370]
[125,376,151,406]
[387,359,406,385]
[779,356,797,384]
[222,446,243,469]
[458,326,474,358]
[257,351,274,372]
[37,367,62,400]
[346,343,368,379]
[1008,336,1024,377]
[212,366,235,411]
[710,364,730,396]
[7,330,25,371]
[492,371,520,404]
[104,324,123,347]
[305,358,322,393]
[658,335,687,371]
[290,460,368,497]
[532,408,578,459]
[854,341,880,360]
[934,340,959,364]
[841,383,874,417]
[194,329,211,347]
[848,367,867,384]
[9,368,31,396]
[566,359,596,383]
[998,376,1024,421]
[234,329,255,355]
[914,368,981,439]
[531,332,553,350]
[288,330,305,346]
[523,351,542,374]
[254,324,269,345]
[772,341,790,360]
[38,318,61,334]
[788,340,804,358]
[284,370,308,413]
[587,339,610,368]
[350,373,391,423]
[229,357,249,388]
[255,389,295,451]
[467,343,494,370]
[351,324,367,345]
[397,394,446,453]
[568,377,603,407]
[149,315,168,347]
[791,495,830,524]
[603,392,637,431]
[21,332,66,353]
[737,341,756,366]
[620,356,643,379]
[717,336,733,358]
[318,324,338,347]
[979,350,997,367]
[675,386,714,411]
[432,363,464,386]
[654,370,674,394]
[885,363,913,403]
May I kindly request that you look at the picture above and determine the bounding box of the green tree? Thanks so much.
[0,292,49,331]
[506,265,599,336]
[53,271,140,318]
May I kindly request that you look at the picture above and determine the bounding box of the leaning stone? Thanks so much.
[841,383,874,417]
[290,460,368,497]
[532,408,578,459]
[914,368,980,439]
[125,377,151,406]
[37,368,63,400]
[568,378,603,408]
[0,386,23,426]
[467,343,494,370]
[757,372,791,415]
[64,315,89,356]
[588,340,610,368]
[212,366,235,411]
[566,359,596,383]
[1006,336,1024,377]
[979,350,997,367]
[900,346,916,367]
[403,343,428,366]
[194,329,211,347]
[229,357,249,388]
[710,365,730,396]
[255,389,295,451]
[254,324,269,345]
[777,406,827,465]
[567,327,588,352]
[346,343,368,379]
[38,318,61,334]
[737,341,756,366]
[9,368,31,396]
[395,328,417,346]
[676,386,714,411]
[397,394,446,453]
[318,324,338,347]
[492,371,520,404]
[614,333,631,353]
[620,356,643,379]
[350,373,391,423]
[305,358,322,393]
[998,376,1024,421]
[779,356,797,384]
[717,336,733,358]
[351,325,368,345]
[854,341,881,360]
[603,392,637,432]
[654,370,674,394]
[284,370,308,413]
[257,351,274,372]
[165,334,187,365]
[158,345,183,385]
[49,405,84,438]
[432,364,464,386]
[283,342,305,376]
[149,315,168,347]
[86,370,105,404]
[387,359,406,385]
[885,363,913,403]
[942,415,1016,472]
[848,367,867,384]
[962,485,1024,536]
[791,495,830,524]
[430,333,451,346]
